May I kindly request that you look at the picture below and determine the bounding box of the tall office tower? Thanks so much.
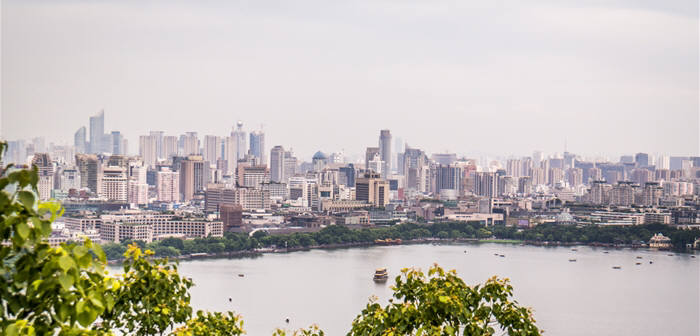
[149,131,164,159]
[60,168,81,191]
[566,168,583,187]
[393,136,403,172]
[31,153,54,201]
[656,155,670,170]
[89,110,104,154]
[367,153,384,176]
[179,156,208,201]
[434,165,463,195]
[127,163,148,205]
[473,172,499,198]
[75,154,100,193]
[588,180,610,205]
[609,181,636,206]
[379,130,392,177]
[365,147,380,171]
[518,176,533,195]
[122,138,129,155]
[532,151,543,168]
[635,153,649,167]
[548,167,565,186]
[249,130,266,165]
[587,167,603,183]
[283,151,298,182]
[339,164,356,187]
[74,127,87,154]
[181,132,200,156]
[232,121,247,161]
[162,136,178,159]
[203,135,222,167]
[99,166,128,202]
[270,145,285,182]
[506,159,522,178]
[355,172,390,207]
[631,168,652,185]
[111,131,123,155]
[139,135,158,167]
[640,182,663,206]
[157,168,180,202]
[238,165,270,188]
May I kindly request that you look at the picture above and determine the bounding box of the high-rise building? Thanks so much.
[156,168,180,202]
[270,145,285,183]
[74,127,87,154]
[249,130,265,165]
[110,131,123,155]
[31,153,54,201]
[180,132,200,156]
[59,168,81,192]
[434,165,463,195]
[179,156,208,201]
[139,135,158,167]
[283,151,297,182]
[566,168,583,187]
[149,131,164,159]
[89,110,105,154]
[99,166,128,202]
[640,182,663,206]
[379,130,392,177]
[474,172,498,198]
[355,172,389,207]
[203,135,222,167]
[365,147,379,171]
[224,122,247,174]
[431,153,457,166]
[610,181,635,206]
[75,154,100,193]
[162,136,178,160]
[635,153,649,167]
[237,165,270,188]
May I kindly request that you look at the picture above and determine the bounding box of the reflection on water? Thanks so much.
[110,243,699,335]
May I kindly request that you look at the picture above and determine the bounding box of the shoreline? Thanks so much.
[106,238,694,265]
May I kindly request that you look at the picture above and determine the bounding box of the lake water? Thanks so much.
[112,243,700,335]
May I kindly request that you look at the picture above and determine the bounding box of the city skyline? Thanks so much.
[1,0,698,158]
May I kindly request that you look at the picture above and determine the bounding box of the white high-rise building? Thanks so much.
[157,168,180,202]
[203,135,222,167]
[379,129,392,177]
[139,135,158,167]
[99,166,128,202]
[270,145,285,183]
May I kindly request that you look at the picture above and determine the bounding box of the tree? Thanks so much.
[349,265,541,336]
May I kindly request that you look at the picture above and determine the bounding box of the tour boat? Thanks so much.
[374,238,402,245]
[373,268,389,283]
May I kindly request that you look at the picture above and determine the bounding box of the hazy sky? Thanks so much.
[2,0,698,160]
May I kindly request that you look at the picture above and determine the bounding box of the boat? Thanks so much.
[635,262,641,265]
[603,251,609,254]
[636,256,642,259]
[238,274,244,277]
[649,261,653,264]
[568,259,577,262]
[667,254,674,256]
[612,266,621,269]
[571,248,578,252]
[373,268,389,283]
[499,254,505,258]
[374,239,402,245]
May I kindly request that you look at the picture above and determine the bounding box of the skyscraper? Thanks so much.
[270,145,285,183]
[635,153,649,167]
[180,132,200,156]
[203,135,222,167]
[225,122,247,174]
[139,135,158,167]
[74,127,87,154]
[31,153,54,201]
[75,154,100,193]
[89,110,104,154]
[111,131,123,155]
[249,130,265,165]
[365,147,379,171]
[162,136,178,159]
[379,130,392,177]
[150,131,164,159]
[179,156,208,201]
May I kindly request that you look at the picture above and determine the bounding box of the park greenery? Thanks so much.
[0,142,544,335]
[101,221,700,261]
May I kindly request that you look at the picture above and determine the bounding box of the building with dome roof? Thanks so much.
[312,151,329,172]
[649,233,671,249]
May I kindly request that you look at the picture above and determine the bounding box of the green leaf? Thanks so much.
[18,190,35,209]
[58,255,76,271]
[16,221,30,239]
[58,274,73,291]
[5,324,19,336]
[74,246,88,258]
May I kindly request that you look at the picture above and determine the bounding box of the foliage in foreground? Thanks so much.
[0,142,540,335]
[350,265,541,336]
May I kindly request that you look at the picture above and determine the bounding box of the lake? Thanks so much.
[114,243,699,335]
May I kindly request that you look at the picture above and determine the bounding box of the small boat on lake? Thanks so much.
[375,239,402,245]
[636,256,642,259]
[612,266,621,269]
[238,274,244,277]
[569,259,577,262]
[373,268,388,283]
[571,248,577,252]
[635,262,641,265]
